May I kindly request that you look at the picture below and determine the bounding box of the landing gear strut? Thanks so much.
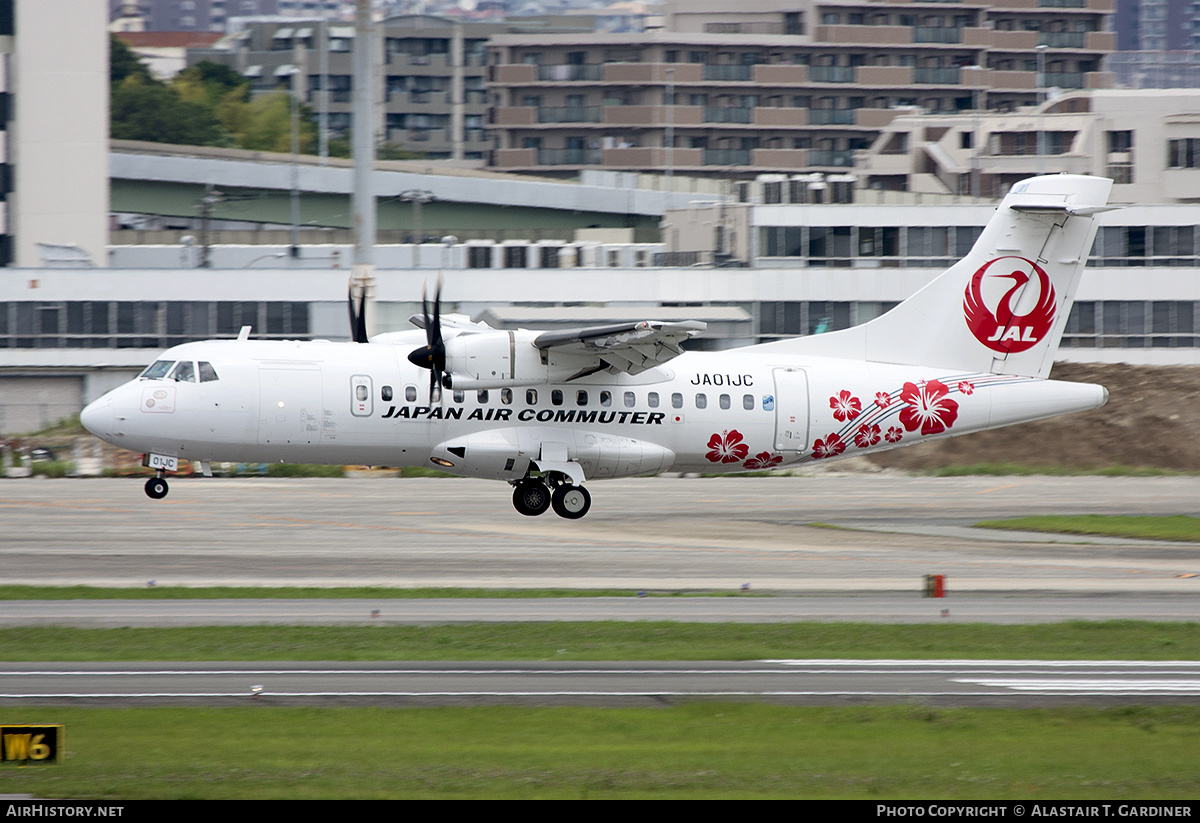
[144,471,169,500]
[511,476,591,519]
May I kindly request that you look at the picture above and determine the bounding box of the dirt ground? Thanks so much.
[866,362,1200,472]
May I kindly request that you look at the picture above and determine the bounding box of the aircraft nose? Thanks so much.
[80,396,112,439]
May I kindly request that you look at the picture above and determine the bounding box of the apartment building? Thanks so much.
[192,13,505,160]
[488,0,1114,177]
[856,88,1200,201]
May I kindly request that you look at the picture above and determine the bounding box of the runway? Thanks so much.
[2,474,1199,593]
[3,660,1198,707]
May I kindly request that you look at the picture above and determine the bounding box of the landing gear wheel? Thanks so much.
[551,484,591,519]
[512,481,551,517]
[144,476,169,500]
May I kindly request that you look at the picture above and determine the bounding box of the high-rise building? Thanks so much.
[487,0,1114,177]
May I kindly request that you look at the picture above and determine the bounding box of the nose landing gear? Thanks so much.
[144,472,169,500]
[511,475,591,519]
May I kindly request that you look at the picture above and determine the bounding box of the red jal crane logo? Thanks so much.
[963,256,1057,353]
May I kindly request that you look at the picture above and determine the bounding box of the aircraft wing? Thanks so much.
[532,320,706,376]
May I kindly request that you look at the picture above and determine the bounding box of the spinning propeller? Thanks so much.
[347,285,369,344]
[407,279,446,401]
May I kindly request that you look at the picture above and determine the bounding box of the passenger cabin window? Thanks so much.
[551,390,563,406]
[198,361,219,382]
[576,390,588,406]
[624,391,636,408]
[405,385,418,402]
[170,361,196,383]
[356,384,369,401]
[648,392,659,408]
[743,394,754,410]
[526,388,538,405]
[477,390,489,403]
[501,388,513,404]
[600,391,612,407]
[381,385,393,401]
[672,392,683,408]
[453,390,465,403]
[141,360,175,379]
[720,394,731,410]
[695,393,707,409]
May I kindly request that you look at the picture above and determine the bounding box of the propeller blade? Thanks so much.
[408,279,447,403]
[347,285,369,343]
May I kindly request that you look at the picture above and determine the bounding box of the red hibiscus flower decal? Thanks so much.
[898,379,959,436]
[744,451,783,470]
[829,390,862,422]
[957,381,975,395]
[854,423,881,448]
[706,429,750,464]
[812,432,846,460]
[875,392,892,409]
[885,426,903,443]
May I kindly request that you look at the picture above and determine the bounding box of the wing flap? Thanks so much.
[534,320,705,377]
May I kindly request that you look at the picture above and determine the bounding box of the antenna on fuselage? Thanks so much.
[237,326,252,341]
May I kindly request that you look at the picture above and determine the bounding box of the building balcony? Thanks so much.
[493,64,536,84]
[538,106,602,123]
[493,107,535,127]
[602,63,704,84]
[808,109,855,125]
[753,108,805,127]
[913,26,962,44]
[538,64,602,82]
[1044,71,1084,88]
[704,64,755,82]
[987,30,1039,49]
[809,149,855,168]
[602,105,660,126]
[814,25,912,45]
[537,147,603,165]
[704,106,753,123]
[914,67,961,84]
[703,148,752,165]
[493,148,536,167]
[753,64,808,85]
[1039,31,1086,48]
[751,148,810,169]
[857,66,913,85]
[987,70,1037,90]
[809,66,857,83]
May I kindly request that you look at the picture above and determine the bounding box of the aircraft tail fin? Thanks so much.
[759,174,1113,379]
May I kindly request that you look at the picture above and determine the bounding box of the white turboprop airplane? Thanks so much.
[81,174,1113,519]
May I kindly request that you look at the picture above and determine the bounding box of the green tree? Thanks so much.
[222,91,316,154]
[110,35,152,85]
[110,74,229,146]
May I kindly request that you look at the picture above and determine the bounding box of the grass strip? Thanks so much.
[3,705,1198,799]
[926,463,1197,477]
[2,622,1198,662]
[0,585,688,601]
[975,515,1200,543]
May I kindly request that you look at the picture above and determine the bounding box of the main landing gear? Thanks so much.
[144,471,169,500]
[512,476,591,519]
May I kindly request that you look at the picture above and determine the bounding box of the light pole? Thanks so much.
[401,189,435,267]
[284,65,301,260]
[963,64,984,198]
[1036,44,1047,175]
[665,66,675,185]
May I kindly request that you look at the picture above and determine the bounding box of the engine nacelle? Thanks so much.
[443,330,592,389]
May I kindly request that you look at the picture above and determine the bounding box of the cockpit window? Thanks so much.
[198,361,219,382]
[140,360,175,379]
[170,361,196,383]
